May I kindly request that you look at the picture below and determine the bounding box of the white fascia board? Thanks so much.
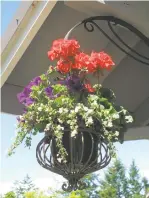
[1,0,58,88]
[1,1,33,53]
[124,126,149,141]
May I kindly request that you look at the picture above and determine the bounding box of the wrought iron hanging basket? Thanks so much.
[36,93,127,191]
[36,118,111,191]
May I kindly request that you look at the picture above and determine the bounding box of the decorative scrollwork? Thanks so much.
[62,178,87,192]
[64,16,149,66]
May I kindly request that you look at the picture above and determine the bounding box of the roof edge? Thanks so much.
[1,0,58,88]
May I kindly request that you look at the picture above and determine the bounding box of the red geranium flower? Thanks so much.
[47,39,80,60]
[57,59,71,74]
[84,83,95,93]
[74,52,95,72]
[91,51,115,71]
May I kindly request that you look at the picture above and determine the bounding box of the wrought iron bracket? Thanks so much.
[65,16,149,66]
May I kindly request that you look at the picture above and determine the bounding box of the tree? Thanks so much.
[98,159,149,198]
[25,191,49,198]
[3,160,149,198]
[98,185,117,198]
[128,160,142,197]
[99,159,129,198]
[13,175,37,198]
[128,160,149,198]
[3,191,16,198]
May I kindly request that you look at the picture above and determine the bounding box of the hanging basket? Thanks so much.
[9,15,137,192]
[36,118,111,191]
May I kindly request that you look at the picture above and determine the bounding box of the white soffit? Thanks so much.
[64,1,149,37]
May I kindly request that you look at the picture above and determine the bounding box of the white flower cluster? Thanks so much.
[125,115,133,123]
[44,123,51,132]
[59,107,69,114]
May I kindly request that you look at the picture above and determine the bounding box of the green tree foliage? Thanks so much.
[128,160,149,198]
[25,191,49,198]
[99,159,129,197]
[3,191,16,198]
[13,175,37,198]
[99,159,148,198]
[128,160,142,197]
[3,160,149,198]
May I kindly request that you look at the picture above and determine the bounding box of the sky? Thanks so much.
[1,0,149,196]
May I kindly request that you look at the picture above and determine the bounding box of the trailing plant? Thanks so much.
[8,39,133,162]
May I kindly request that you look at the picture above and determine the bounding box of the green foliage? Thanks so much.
[3,191,16,198]
[99,159,148,198]
[25,191,49,198]
[128,160,142,196]
[3,160,149,198]
[99,159,129,197]
[99,185,117,198]
[13,175,37,198]
[67,191,82,198]
[128,160,149,198]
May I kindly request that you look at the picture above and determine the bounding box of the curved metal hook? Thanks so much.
[64,16,149,66]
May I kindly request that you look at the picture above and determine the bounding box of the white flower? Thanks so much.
[75,106,81,113]
[64,108,68,113]
[104,131,109,135]
[57,125,64,130]
[90,95,98,100]
[57,158,62,163]
[87,117,93,124]
[103,121,107,126]
[44,123,51,131]
[58,118,63,124]
[91,101,98,108]
[115,131,119,136]
[88,109,93,114]
[107,122,113,127]
[70,110,75,114]
[38,107,42,111]
[59,108,63,113]
[67,120,71,124]
[122,108,127,114]
[125,115,133,123]
[100,105,105,110]
[113,114,119,119]
[84,106,89,111]
[71,129,78,137]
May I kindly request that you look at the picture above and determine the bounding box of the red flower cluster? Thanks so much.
[84,83,95,93]
[47,39,115,92]
[74,53,93,71]
[48,39,80,60]
[48,39,115,74]
[57,60,72,74]
[90,52,115,71]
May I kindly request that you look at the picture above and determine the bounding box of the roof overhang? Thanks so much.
[1,0,57,87]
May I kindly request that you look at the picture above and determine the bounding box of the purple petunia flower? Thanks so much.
[17,76,41,105]
[17,87,31,104]
[45,86,53,97]
[23,108,27,113]
[25,97,35,106]
[60,75,83,92]
[27,76,42,88]
[31,76,42,86]
[45,86,61,99]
